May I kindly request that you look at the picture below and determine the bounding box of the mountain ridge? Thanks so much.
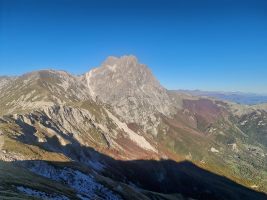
[0,55,266,199]
[177,89,267,105]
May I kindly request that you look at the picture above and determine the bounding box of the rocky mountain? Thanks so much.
[0,55,266,200]
[83,55,177,135]
[0,70,92,115]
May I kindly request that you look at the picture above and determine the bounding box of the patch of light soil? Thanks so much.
[105,109,156,152]
[85,70,96,99]
[210,147,219,153]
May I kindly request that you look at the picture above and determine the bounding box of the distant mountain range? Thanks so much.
[177,90,267,105]
[0,55,266,200]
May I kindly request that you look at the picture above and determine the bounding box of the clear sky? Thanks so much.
[0,0,267,93]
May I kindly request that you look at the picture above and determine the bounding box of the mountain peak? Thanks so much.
[85,55,160,96]
[83,55,173,126]
[101,55,139,70]
[103,55,138,64]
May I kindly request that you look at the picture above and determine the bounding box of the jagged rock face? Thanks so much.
[83,55,174,132]
[0,104,157,161]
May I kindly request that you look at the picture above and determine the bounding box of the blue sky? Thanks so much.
[0,0,267,93]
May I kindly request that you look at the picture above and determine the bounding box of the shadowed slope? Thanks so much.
[2,142,266,200]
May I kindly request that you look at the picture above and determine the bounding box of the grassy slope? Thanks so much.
[157,108,267,193]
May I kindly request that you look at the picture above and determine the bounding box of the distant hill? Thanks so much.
[177,90,267,105]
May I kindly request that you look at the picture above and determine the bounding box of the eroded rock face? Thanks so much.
[83,55,174,133]
[0,103,157,162]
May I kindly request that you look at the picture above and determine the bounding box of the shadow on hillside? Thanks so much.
[6,134,267,200]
